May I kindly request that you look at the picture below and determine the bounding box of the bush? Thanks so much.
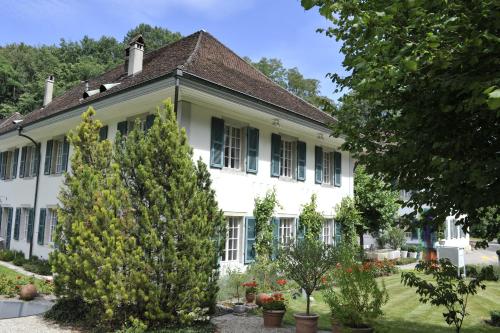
[22,257,52,275]
[44,297,94,326]
[395,257,417,265]
[400,245,408,252]
[407,245,417,253]
[0,249,15,261]
[369,259,399,277]
[490,311,500,327]
[324,244,388,328]
[12,253,27,266]
[387,227,406,250]
[466,264,499,281]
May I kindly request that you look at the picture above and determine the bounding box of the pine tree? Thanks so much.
[50,107,148,327]
[116,100,225,326]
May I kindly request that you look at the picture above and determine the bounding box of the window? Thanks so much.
[26,146,37,177]
[48,208,58,243]
[0,150,18,180]
[323,152,332,184]
[45,138,69,175]
[222,217,240,262]
[279,218,294,245]
[404,232,412,239]
[322,219,333,244]
[53,140,64,174]
[0,208,8,240]
[280,140,293,178]
[22,208,31,241]
[224,125,242,169]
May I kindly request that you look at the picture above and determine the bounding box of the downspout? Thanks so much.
[174,68,183,114]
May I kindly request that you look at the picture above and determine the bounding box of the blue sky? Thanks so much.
[1,0,346,100]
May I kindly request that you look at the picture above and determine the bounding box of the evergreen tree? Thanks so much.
[50,107,148,327]
[116,100,225,326]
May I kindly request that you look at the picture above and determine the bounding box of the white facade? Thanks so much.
[0,81,354,271]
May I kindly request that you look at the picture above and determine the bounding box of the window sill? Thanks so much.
[221,167,246,175]
[278,176,297,183]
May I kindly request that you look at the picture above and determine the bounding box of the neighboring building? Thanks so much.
[398,190,470,250]
[0,31,354,271]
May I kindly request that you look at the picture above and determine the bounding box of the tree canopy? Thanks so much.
[303,0,500,242]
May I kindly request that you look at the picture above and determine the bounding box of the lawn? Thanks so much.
[283,273,500,333]
[0,265,54,295]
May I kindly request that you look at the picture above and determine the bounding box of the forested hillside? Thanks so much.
[0,23,331,119]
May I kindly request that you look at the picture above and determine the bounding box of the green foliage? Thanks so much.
[0,24,182,118]
[12,254,27,266]
[22,257,52,275]
[334,197,360,247]
[402,259,487,333]
[490,311,500,327]
[116,100,225,326]
[386,227,406,250]
[253,189,279,261]
[0,249,24,262]
[278,238,337,315]
[324,245,388,328]
[244,57,333,110]
[0,273,53,297]
[302,0,500,243]
[299,194,323,241]
[395,257,417,265]
[50,107,149,328]
[370,259,399,277]
[44,297,94,326]
[247,259,281,293]
[354,165,400,243]
[225,268,246,303]
[465,264,500,282]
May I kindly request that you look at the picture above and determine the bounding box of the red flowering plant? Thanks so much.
[242,281,258,295]
[261,292,287,311]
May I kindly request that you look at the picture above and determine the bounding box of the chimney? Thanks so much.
[43,75,55,107]
[126,35,145,76]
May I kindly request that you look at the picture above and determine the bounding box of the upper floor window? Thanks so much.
[315,146,341,187]
[21,146,39,178]
[117,114,155,137]
[323,152,332,184]
[0,149,19,180]
[280,140,293,178]
[271,134,305,181]
[224,125,242,169]
[44,138,69,175]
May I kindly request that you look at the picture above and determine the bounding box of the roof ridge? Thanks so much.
[180,30,205,69]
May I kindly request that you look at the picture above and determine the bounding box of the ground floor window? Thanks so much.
[47,208,58,243]
[322,219,334,244]
[279,218,294,245]
[222,216,240,262]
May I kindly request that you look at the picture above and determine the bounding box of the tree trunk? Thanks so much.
[359,230,364,248]
[306,294,310,315]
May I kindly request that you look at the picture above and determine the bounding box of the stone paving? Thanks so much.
[212,314,330,333]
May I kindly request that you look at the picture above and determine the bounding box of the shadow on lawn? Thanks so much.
[374,318,496,333]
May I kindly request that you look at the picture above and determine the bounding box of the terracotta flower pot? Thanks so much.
[246,292,255,304]
[294,313,319,333]
[19,283,37,301]
[331,318,342,333]
[345,325,374,333]
[263,310,285,328]
[256,292,268,306]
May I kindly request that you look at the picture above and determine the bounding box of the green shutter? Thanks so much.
[37,208,46,245]
[334,221,342,246]
[272,217,280,259]
[210,117,225,168]
[297,141,306,181]
[13,208,21,240]
[246,127,259,174]
[145,114,155,131]
[19,147,27,178]
[99,125,108,141]
[62,138,70,172]
[44,140,53,175]
[0,208,2,236]
[117,121,128,136]
[315,146,323,184]
[12,149,19,179]
[6,208,13,249]
[0,152,5,180]
[296,218,305,243]
[334,151,342,187]
[271,134,281,177]
[27,208,34,243]
[244,217,256,264]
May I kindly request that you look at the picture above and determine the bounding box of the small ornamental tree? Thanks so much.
[50,107,148,327]
[116,100,225,326]
[402,259,486,333]
[299,194,323,241]
[278,238,337,315]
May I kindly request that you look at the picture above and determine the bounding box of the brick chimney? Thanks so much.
[125,35,145,76]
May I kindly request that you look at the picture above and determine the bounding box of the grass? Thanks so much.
[0,265,54,294]
[283,272,500,333]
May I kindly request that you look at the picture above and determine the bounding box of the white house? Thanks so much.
[0,31,354,271]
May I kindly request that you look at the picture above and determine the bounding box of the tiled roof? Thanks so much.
[0,31,333,135]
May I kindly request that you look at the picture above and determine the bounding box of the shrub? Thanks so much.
[0,249,15,261]
[407,245,417,252]
[400,245,408,252]
[466,264,499,281]
[12,254,27,266]
[490,311,500,327]
[387,227,406,250]
[22,257,52,275]
[44,297,94,326]
[323,244,388,328]
[402,259,486,333]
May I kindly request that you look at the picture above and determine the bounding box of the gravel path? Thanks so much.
[0,315,78,333]
[212,314,330,333]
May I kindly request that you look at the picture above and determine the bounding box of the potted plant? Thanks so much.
[227,268,246,314]
[437,227,446,245]
[261,292,287,327]
[415,244,424,259]
[323,244,388,333]
[400,245,408,258]
[242,281,257,304]
[407,245,418,259]
[278,238,337,333]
